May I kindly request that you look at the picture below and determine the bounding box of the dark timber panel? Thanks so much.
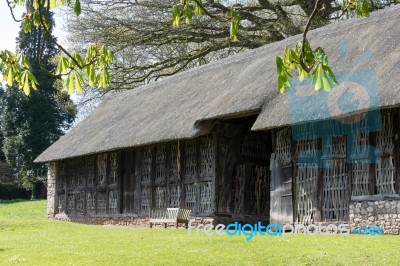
[122,151,135,213]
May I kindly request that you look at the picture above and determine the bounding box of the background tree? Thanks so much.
[1,1,398,96]
[1,8,76,198]
[65,0,397,92]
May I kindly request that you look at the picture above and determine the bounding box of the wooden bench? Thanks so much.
[149,207,192,228]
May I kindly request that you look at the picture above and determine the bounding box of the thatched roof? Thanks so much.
[35,5,400,163]
[252,5,400,131]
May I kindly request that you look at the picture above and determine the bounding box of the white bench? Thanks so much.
[149,207,191,228]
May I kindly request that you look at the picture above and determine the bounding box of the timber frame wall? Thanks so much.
[51,117,273,222]
[54,134,215,217]
[271,107,400,224]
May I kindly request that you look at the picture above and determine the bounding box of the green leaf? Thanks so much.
[230,10,240,42]
[322,66,339,85]
[87,65,96,87]
[23,73,30,95]
[74,0,81,16]
[321,69,332,92]
[107,50,114,62]
[195,0,204,15]
[27,72,39,90]
[57,0,64,6]
[314,64,322,91]
[55,57,70,75]
[184,4,193,24]
[33,10,40,27]
[74,72,84,93]
[23,16,32,33]
[172,6,181,27]
[33,0,40,10]
[85,44,97,62]
[72,51,84,65]
[276,56,292,93]
[48,0,56,9]
[67,74,75,94]
[20,55,30,68]
[297,65,310,82]
[7,68,13,86]
[362,0,370,17]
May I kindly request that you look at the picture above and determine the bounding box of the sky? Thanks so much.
[0,2,65,52]
[0,1,24,52]
[0,3,78,104]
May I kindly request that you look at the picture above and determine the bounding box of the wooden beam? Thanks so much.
[315,139,323,222]
[134,149,141,214]
[151,146,156,210]
[393,108,400,194]
[118,152,123,214]
[212,131,218,215]
[243,164,251,214]
[195,138,201,213]
[105,153,110,214]
[83,157,87,215]
[179,140,185,208]
[369,132,377,195]
[165,143,171,208]
[94,155,98,214]
[290,128,296,224]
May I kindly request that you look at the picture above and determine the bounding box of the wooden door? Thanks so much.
[270,154,293,224]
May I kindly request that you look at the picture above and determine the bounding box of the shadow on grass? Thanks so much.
[0,199,38,204]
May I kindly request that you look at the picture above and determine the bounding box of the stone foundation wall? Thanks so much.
[52,214,215,228]
[50,213,271,229]
[47,162,57,218]
[349,199,400,235]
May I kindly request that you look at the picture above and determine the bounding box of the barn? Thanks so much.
[35,6,400,233]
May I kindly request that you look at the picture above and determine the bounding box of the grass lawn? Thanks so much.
[0,200,399,265]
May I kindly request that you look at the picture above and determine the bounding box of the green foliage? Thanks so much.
[194,0,204,16]
[172,0,240,41]
[1,10,76,197]
[276,1,370,93]
[54,45,113,93]
[0,0,112,95]
[229,9,240,42]
[0,51,38,96]
[172,5,181,27]
[277,42,338,93]
[74,0,81,16]
[342,0,370,17]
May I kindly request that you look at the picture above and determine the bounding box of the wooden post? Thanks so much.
[165,143,171,208]
[94,155,98,214]
[393,109,400,194]
[369,132,377,195]
[118,152,123,214]
[212,131,218,215]
[134,149,141,214]
[290,128,296,224]
[151,146,156,209]
[315,140,323,222]
[105,153,110,214]
[179,140,185,208]
[195,138,201,213]
[83,157,87,215]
